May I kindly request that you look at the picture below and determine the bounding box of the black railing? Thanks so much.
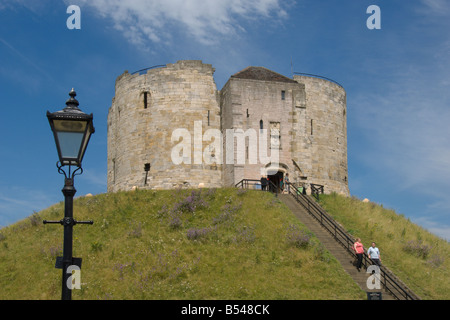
[284,182,419,301]
[235,179,419,300]
[131,65,166,75]
[235,179,282,195]
[310,183,324,200]
[293,72,344,88]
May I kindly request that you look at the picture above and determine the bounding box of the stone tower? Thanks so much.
[107,60,222,192]
[293,74,349,195]
[107,60,349,196]
[220,67,349,196]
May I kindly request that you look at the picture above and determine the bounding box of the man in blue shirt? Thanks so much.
[368,242,382,266]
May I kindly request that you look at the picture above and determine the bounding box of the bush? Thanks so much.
[29,211,41,227]
[286,224,311,249]
[173,190,208,213]
[402,240,432,259]
[427,254,444,268]
[186,227,211,240]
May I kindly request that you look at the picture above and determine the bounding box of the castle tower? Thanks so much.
[220,67,349,196]
[107,60,349,196]
[293,74,349,196]
[220,67,305,188]
[107,60,222,192]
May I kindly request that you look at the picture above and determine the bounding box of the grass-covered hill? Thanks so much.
[0,188,448,300]
[0,188,365,300]
[318,193,450,300]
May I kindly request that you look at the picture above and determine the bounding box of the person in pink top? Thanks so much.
[353,238,365,272]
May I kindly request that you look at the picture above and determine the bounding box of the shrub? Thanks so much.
[173,190,208,213]
[286,224,311,249]
[128,222,143,238]
[169,212,182,229]
[233,225,256,244]
[427,254,444,268]
[186,227,211,240]
[91,241,103,252]
[29,211,41,227]
[402,240,432,259]
[212,202,241,225]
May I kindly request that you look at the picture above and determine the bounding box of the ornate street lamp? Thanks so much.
[47,88,95,167]
[44,89,95,300]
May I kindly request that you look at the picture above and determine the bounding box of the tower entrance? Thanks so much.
[268,171,284,192]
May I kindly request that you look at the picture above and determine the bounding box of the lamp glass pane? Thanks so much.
[56,131,84,159]
[78,125,93,162]
[53,120,87,133]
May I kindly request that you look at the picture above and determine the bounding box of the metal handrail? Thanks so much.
[284,182,419,300]
[235,178,283,195]
[310,183,324,200]
[293,72,344,88]
[235,179,419,300]
[131,65,166,75]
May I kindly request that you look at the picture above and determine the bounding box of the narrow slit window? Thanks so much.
[311,119,313,135]
[112,158,116,183]
[281,90,285,100]
[143,92,148,109]
[207,110,210,126]
[143,91,151,109]
[260,120,264,130]
[144,163,151,185]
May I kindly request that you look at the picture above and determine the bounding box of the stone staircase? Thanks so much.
[279,194,396,300]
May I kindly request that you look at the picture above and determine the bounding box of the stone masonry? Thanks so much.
[107,60,349,196]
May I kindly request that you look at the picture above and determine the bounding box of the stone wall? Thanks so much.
[293,75,349,196]
[107,60,222,192]
[107,61,349,196]
[220,75,306,186]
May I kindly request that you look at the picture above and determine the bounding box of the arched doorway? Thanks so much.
[264,162,288,192]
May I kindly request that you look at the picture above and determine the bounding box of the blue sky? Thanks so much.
[0,0,449,240]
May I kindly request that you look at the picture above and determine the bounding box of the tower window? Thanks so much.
[144,163,151,185]
[281,90,285,100]
[260,120,263,130]
[143,91,150,109]
[311,119,313,135]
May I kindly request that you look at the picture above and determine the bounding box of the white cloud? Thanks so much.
[420,0,450,15]
[0,187,57,227]
[69,0,287,46]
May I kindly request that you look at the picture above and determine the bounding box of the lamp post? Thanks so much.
[44,89,95,300]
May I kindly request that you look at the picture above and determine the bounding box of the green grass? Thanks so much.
[0,188,365,300]
[318,193,450,300]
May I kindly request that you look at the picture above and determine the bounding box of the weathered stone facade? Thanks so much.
[107,60,222,192]
[107,60,349,196]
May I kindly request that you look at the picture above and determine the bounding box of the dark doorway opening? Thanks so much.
[268,171,283,192]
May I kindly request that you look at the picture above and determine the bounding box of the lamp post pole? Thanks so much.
[61,177,76,300]
[44,89,95,300]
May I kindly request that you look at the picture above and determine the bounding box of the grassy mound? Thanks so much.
[0,188,365,300]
